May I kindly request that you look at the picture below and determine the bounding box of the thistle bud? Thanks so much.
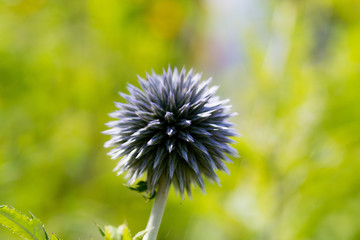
[103,67,238,197]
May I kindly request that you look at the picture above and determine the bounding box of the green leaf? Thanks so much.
[146,192,156,201]
[97,223,106,237]
[0,205,48,240]
[49,234,60,240]
[103,224,133,240]
[133,229,147,240]
[127,181,148,193]
[126,181,156,201]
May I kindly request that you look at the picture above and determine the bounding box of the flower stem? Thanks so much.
[143,175,170,240]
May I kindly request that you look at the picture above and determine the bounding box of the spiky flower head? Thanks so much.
[103,67,238,197]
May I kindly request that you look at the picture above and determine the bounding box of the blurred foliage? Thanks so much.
[0,0,360,239]
[97,223,146,240]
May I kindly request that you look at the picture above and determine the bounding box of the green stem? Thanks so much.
[143,175,170,240]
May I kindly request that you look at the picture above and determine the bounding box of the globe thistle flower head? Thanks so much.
[103,67,238,198]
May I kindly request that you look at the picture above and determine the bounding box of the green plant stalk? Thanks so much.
[143,175,170,240]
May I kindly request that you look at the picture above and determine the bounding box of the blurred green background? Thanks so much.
[1,0,360,239]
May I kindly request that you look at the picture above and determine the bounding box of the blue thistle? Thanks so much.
[103,67,238,197]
